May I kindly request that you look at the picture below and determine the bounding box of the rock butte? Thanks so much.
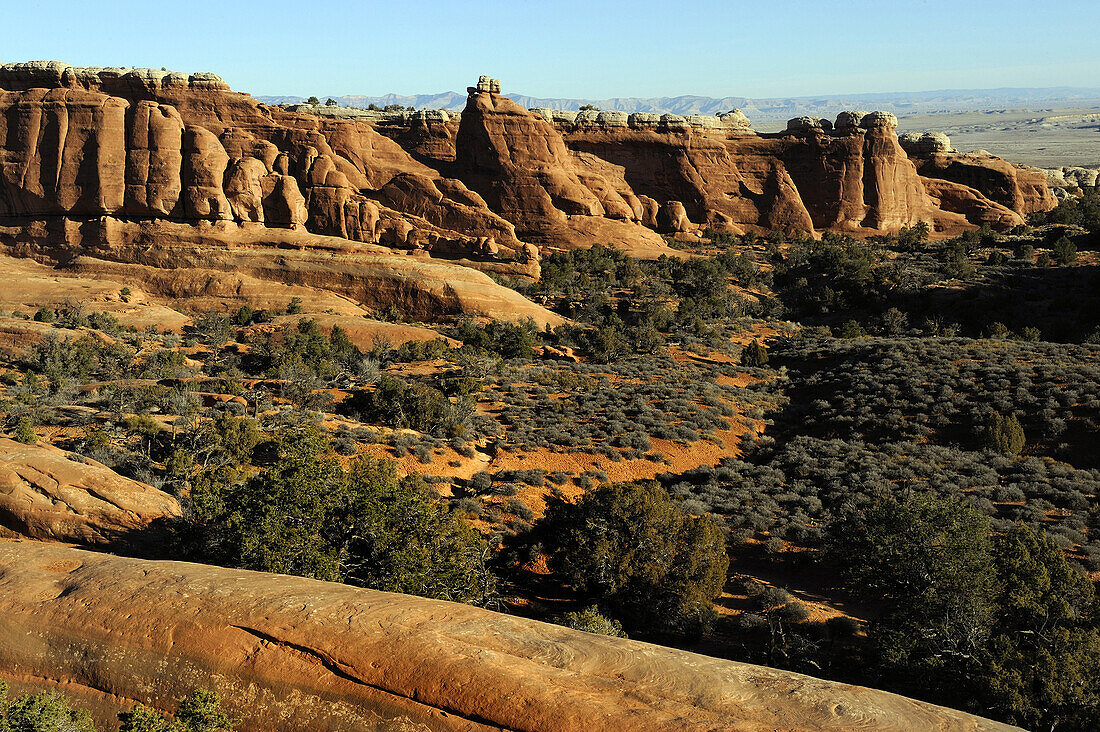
[0,541,1019,732]
[0,63,1056,324]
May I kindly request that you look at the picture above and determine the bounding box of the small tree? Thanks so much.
[982,412,1025,455]
[119,689,237,732]
[1051,236,1077,265]
[0,684,96,731]
[306,96,319,105]
[984,525,1100,730]
[325,98,337,106]
[825,493,996,702]
[740,339,768,367]
[539,481,729,635]
[12,416,36,444]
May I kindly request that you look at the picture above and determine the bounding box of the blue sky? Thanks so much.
[6,0,1099,99]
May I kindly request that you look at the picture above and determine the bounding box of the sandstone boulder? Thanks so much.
[899,132,953,155]
[0,438,181,545]
[833,110,864,130]
[787,116,833,133]
[627,112,660,127]
[718,109,752,128]
[860,111,899,129]
[0,542,1021,732]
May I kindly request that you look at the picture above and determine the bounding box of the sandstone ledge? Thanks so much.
[0,542,1018,731]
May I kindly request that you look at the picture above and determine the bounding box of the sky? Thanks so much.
[5,0,1099,100]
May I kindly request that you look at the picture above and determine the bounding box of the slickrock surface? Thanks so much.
[0,542,1019,732]
[0,438,180,544]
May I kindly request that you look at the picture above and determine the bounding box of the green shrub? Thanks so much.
[12,416,36,445]
[0,683,95,731]
[538,481,728,635]
[559,605,627,637]
[118,689,236,731]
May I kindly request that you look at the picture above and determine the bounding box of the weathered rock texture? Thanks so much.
[0,61,1058,299]
[386,89,1054,240]
[0,541,1019,732]
[0,438,180,544]
[0,62,563,325]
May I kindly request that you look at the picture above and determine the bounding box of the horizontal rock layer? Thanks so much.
[0,541,1019,732]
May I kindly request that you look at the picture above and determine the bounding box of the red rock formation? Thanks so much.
[565,112,940,238]
[0,63,532,271]
[0,437,180,545]
[452,87,671,253]
[0,61,1058,273]
[0,541,1020,732]
[913,151,1057,221]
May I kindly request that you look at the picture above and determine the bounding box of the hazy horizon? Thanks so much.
[8,0,1099,100]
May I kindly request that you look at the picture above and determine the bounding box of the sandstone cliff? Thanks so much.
[0,60,1058,292]
[0,541,1020,732]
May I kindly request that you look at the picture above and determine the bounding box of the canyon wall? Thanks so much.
[0,61,1058,302]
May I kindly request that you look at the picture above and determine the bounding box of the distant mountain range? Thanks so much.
[256,87,1100,123]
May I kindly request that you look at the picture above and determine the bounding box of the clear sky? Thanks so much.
[6,0,1099,99]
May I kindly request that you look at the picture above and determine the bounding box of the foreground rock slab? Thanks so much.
[0,542,1018,731]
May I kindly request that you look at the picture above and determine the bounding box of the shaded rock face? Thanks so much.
[913,151,1057,219]
[0,437,181,545]
[0,65,530,271]
[0,542,1020,732]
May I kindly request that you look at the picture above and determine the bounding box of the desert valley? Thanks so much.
[0,31,1098,732]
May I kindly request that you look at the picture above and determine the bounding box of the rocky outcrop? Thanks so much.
[1042,165,1100,199]
[0,62,533,274]
[910,150,1056,221]
[0,218,563,326]
[563,109,939,236]
[0,541,1020,732]
[0,62,1058,265]
[922,178,1025,230]
[452,83,671,252]
[0,438,180,545]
